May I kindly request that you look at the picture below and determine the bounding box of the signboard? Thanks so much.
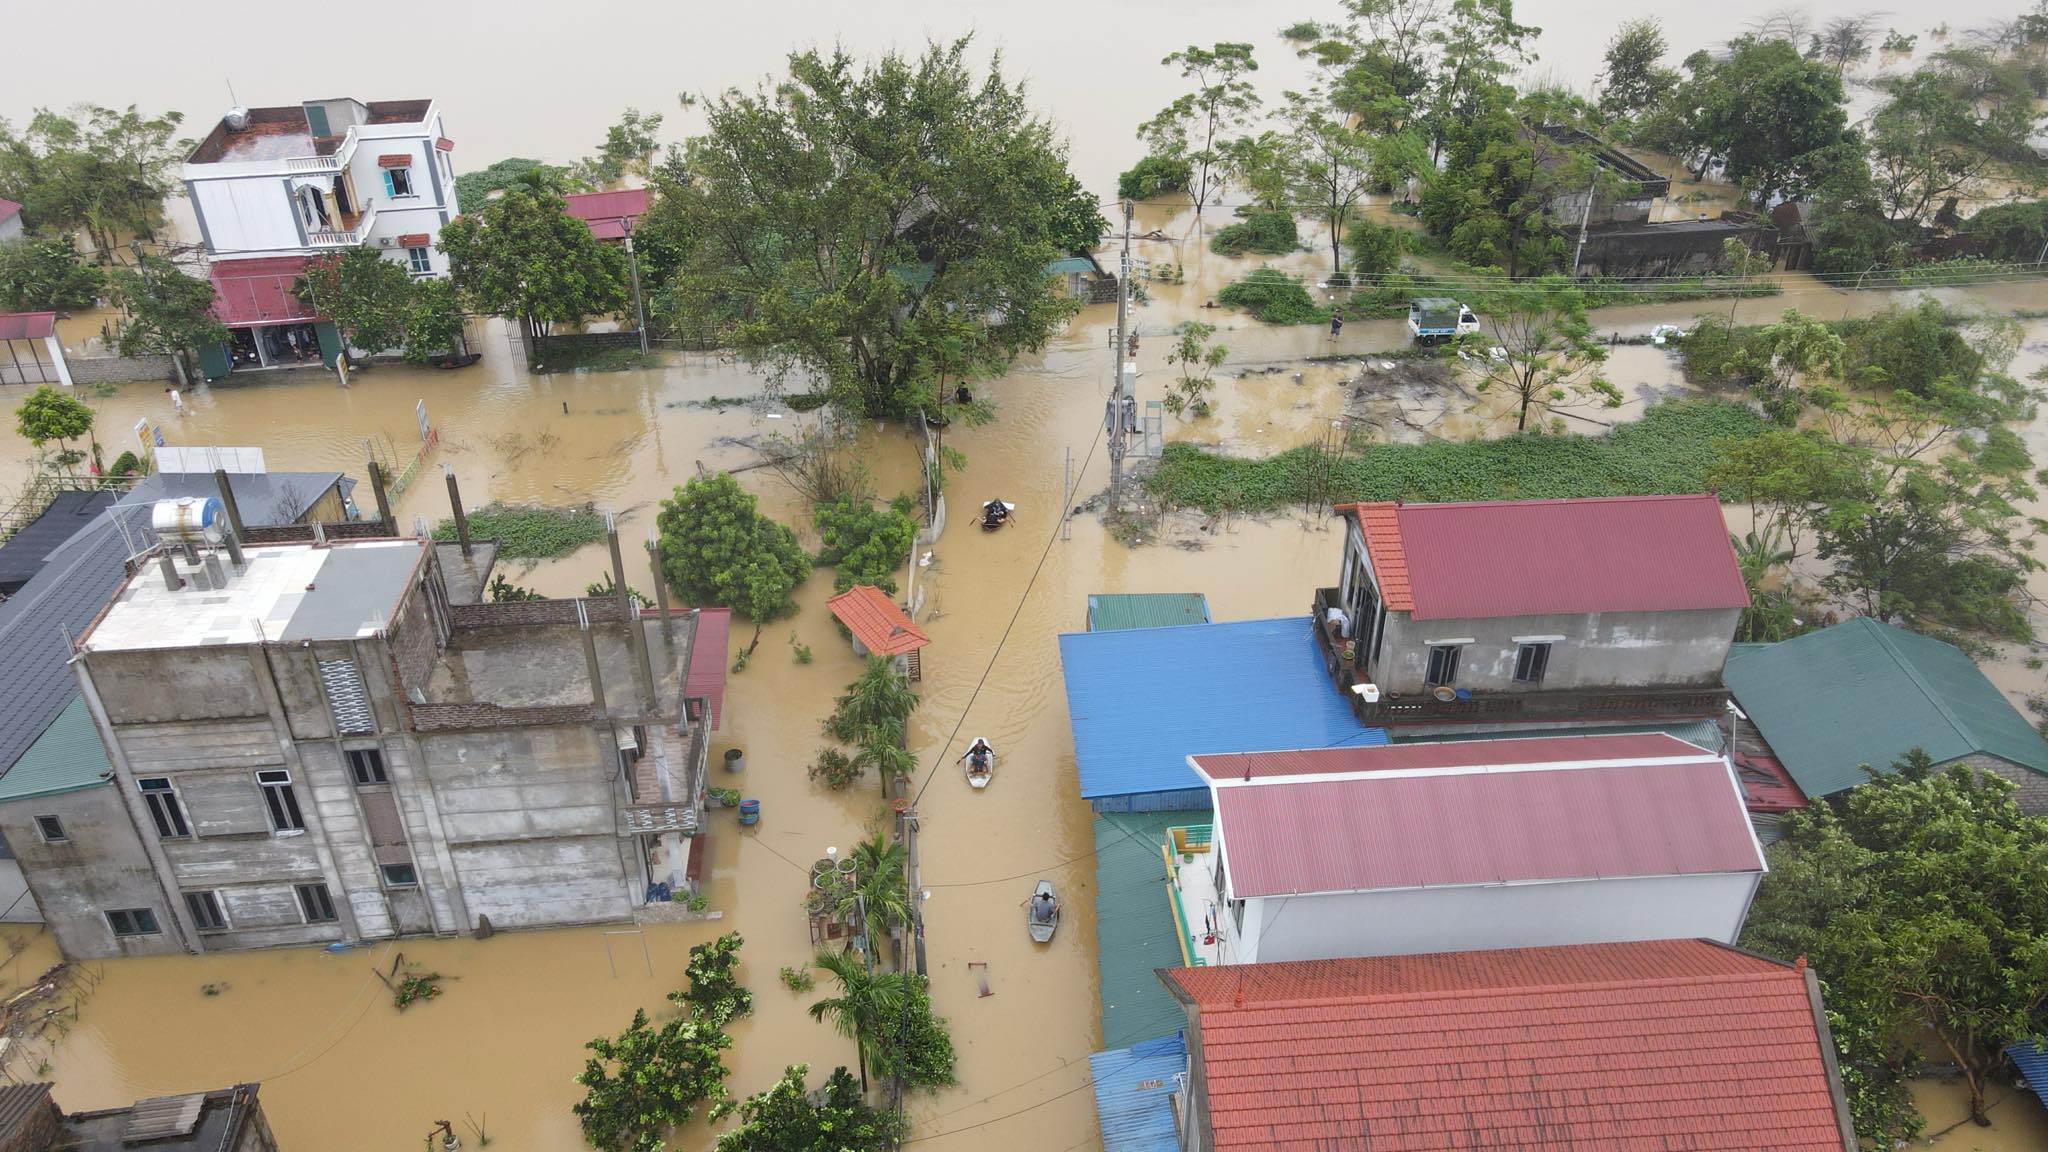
[416,399,429,442]
[334,355,350,388]
[132,418,154,462]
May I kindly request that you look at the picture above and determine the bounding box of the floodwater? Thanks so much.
[5,201,2048,1149]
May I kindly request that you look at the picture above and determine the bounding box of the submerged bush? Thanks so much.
[1216,267,1326,325]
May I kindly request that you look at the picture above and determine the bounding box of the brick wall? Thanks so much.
[1954,753,2048,816]
[241,520,394,544]
[450,597,623,628]
[409,700,599,731]
[67,353,176,385]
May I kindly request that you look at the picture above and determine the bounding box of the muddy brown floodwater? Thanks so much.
[2,201,2048,1150]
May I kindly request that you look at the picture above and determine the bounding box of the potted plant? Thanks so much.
[709,787,741,808]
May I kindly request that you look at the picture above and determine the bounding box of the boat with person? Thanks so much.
[1028,880,1059,943]
[961,737,995,790]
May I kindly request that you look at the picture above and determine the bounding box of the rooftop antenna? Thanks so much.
[226,78,240,106]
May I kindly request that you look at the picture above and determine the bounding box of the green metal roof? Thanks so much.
[1086,594,1211,632]
[1723,616,2048,798]
[0,696,112,802]
[1094,811,1199,1049]
[1045,256,1098,276]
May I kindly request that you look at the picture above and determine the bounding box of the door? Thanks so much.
[199,341,231,380]
[388,888,434,935]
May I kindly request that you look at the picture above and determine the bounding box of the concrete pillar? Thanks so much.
[443,467,470,557]
[43,334,72,387]
[213,469,246,541]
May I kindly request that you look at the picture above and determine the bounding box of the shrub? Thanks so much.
[431,503,604,559]
[1216,267,1326,325]
[1346,218,1406,277]
[107,451,141,478]
[808,747,861,790]
[1117,154,1192,201]
[778,966,816,992]
[1209,210,1298,256]
[814,495,917,595]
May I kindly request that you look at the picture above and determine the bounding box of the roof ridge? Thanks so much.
[1861,617,1980,752]
[1192,965,1797,1014]
[1395,492,1717,512]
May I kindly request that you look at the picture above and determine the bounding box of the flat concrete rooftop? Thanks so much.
[84,540,422,651]
[424,615,697,717]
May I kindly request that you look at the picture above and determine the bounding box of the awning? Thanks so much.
[377,153,412,168]
[397,233,431,248]
[207,257,318,328]
[0,311,57,341]
[435,137,454,152]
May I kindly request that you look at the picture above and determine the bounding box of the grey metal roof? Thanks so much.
[120,470,351,526]
[0,490,117,594]
[0,511,133,777]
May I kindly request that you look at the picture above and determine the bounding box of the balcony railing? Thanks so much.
[307,201,376,247]
[285,155,341,173]
[1309,586,1729,727]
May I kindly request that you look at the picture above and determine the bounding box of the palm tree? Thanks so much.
[826,655,919,744]
[809,948,910,1095]
[836,832,911,949]
[852,727,916,797]
[1731,528,1804,642]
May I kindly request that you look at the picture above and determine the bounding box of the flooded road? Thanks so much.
[1,198,2047,1149]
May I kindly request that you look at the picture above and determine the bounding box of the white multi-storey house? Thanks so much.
[182,98,458,376]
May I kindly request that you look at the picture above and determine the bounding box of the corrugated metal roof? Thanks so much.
[2008,1041,2048,1100]
[0,311,57,341]
[0,1082,52,1137]
[1724,616,2048,797]
[208,256,317,328]
[1089,1033,1185,1152]
[1087,593,1211,631]
[0,512,130,779]
[1095,811,1199,1048]
[1212,756,1763,897]
[685,606,729,729]
[1165,940,1850,1152]
[564,189,651,241]
[1060,618,1384,801]
[120,471,347,527]
[1349,494,1750,620]
[0,490,117,594]
[1193,732,1710,781]
[825,585,929,655]
[0,697,113,802]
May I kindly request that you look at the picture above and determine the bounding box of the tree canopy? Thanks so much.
[1140,43,1261,217]
[661,39,1093,419]
[0,105,187,259]
[713,1064,901,1152]
[437,174,625,360]
[1741,754,2048,1141]
[1464,277,1617,431]
[655,472,811,648]
[1597,19,1680,121]
[298,247,414,363]
[0,235,102,312]
[107,255,228,381]
[1642,36,1851,201]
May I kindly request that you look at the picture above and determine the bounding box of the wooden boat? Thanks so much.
[1027,880,1059,943]
[962,738,995,790]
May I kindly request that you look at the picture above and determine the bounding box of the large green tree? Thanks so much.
[1280,90,1376,274]
[713,1064,901,1152]
[0,105,188,260]
[580,108,665,186]
[655,472,811,650]
[1742,754,2048,1138]
[1465,277,1617,431]
[298,247,413,364]
[1644,37,1851,202]
[106,254,227,383]
[1596,18,1680,121]
[808,949,908,1095]
[1420,95,1599,275]
[1867,54,2039,226]
[1139,43,1261,217]
[437,173,626,362]
[0,235,102,312]
[664,39,1090,420]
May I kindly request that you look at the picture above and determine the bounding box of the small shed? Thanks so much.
[0,312,71,386]
[1088,1032,1185,1152]
[565,189,652,242]
[1086,593,1210,631]
[826,584,930,681]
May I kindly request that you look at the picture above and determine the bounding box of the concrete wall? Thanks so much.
[0,785,178,958]
[0,859,36,924]
[87,647,270,723]
[1234,871,1759,964]
[1373,608,1739,694]
[65,354,177,385]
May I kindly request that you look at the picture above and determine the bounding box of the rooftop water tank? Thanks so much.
[153,497,224,544]
[224,106,251,131]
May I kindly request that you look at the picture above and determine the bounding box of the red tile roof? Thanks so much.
[564,189,651,241]
[1207,748,1761,897]
[1191,732,1709,781]
[1165,940,1852,1152]
[0,311,57,341]
[377,153,413,168]
[826,585,929,656]
[208,256,318,328]
[1345,494,1749,621]
[0,199,20,225]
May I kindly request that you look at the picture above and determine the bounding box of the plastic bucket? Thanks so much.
[738,799,760,825]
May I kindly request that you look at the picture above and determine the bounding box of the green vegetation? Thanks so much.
[431,503,604,560]
[1216,266,1324,324]
[777,967,815,993]
[298,248,468,365]
[452,157,583,211]
[1148,399,1767,512]
[1117,153,1192,201]
[1742,755,2048,1141]
[1140,43,1262,217]
[106,255,228,383]
[0,235,102,312]
[807,747,859,790]
[0,104,187,259]
[14,385,94,476]
[533,345,662,374]
[573,932,751,1152]
[814,496,918,595]
[1163,320,1226,417]
[713,1063,900,1152]
[1208,209,1297,256]
[438,173,626,364]
[808,950,956,1096]
[576,108,663,187]
[486,574,544,603]
[655,472,812,651]
[1461,276,1617,432]
[825,655,919,746]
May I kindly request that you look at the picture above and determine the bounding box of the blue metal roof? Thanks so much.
[1059,617,1384,800]
[2010,1041,2048,1100]
[1090,1033,1185,1152]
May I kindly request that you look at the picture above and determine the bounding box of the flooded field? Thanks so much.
[1,194,2047,1149]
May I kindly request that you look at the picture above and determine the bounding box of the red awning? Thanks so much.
[435,137,454,152]
[397,233,431,248]
[0,311,57,341]
[826,585,929,656]
[208,257,318,328]
[377,153,412,168]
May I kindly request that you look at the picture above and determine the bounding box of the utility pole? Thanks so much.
[1106,199,1135,512]
[1569,171,1598,277]
[620,215,648,355]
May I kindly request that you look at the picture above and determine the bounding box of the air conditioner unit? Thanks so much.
[615,727,639,753]
[377,236,394,247]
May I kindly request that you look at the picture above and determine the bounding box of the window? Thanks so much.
[381,862,419,888]
[106,908,159,937]
[138,778,189,839]
[34,815,65,843]
[296,883,338,924]
[1514,642,1552,684]
[1425,644,1461,687]
[257,770,306,833]
[347,748,388,786]
[406,246,432,275]
[383,167,415,197]
[184,891,228,932]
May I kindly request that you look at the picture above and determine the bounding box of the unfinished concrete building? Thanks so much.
[18,512,716,958]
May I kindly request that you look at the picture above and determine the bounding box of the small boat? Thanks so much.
[1027,880,1059,943]
[980,500,1014,531]
[431,352,483,370]
[962,738,995,790]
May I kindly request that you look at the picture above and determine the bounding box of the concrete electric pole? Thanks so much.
[1106,199,1135,512]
